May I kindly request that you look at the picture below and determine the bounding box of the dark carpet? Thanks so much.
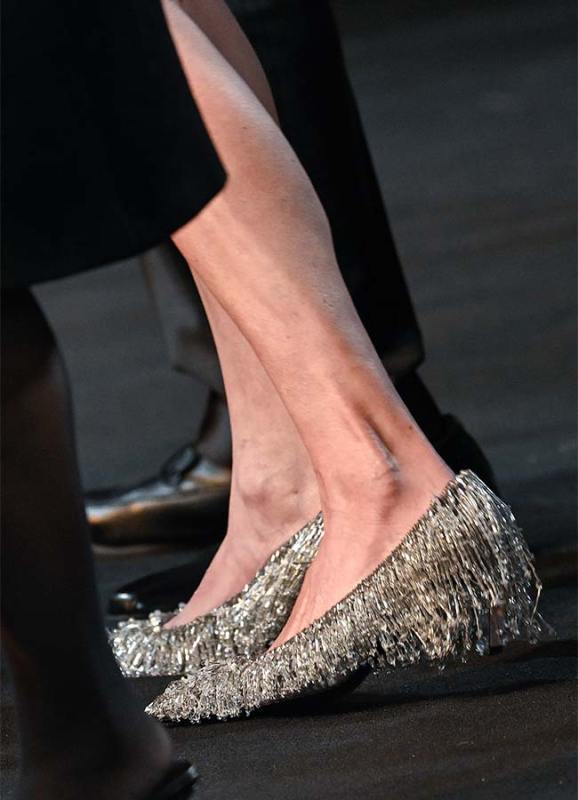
[2,1,576,798]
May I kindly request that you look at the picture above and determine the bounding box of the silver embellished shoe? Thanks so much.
[146,471,547,723]
[109,514,323,677]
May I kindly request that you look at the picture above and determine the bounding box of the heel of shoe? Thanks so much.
[489,604,508,651]
[476,604,508,655]
[372,472,549,668]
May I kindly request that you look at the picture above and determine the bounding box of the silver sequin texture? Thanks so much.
[146,471,547,723]
[109,514,323,677]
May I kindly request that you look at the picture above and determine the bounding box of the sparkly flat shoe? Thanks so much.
[146,471,546,723]
[110,514,323,677]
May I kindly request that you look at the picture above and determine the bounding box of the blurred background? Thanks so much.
[9,1,574,796]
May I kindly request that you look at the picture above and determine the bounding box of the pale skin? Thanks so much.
[162,0,453,644]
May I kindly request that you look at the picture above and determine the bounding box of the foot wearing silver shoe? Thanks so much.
[109,514,323,677]
[146,472,547,723]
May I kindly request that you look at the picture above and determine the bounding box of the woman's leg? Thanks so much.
[147,0,320,626]
[162,0,452,644]
[167,278,320,624]
[1,290,172,799]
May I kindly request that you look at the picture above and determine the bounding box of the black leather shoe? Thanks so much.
[86,444,230,551]
[108,549,217,616]
[107,415,498,617]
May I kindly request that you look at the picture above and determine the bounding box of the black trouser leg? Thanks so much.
[142,243,231,465]
[1,289,167,797]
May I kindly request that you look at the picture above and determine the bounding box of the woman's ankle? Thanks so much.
[229,449,320,544]
[316,425,453,524]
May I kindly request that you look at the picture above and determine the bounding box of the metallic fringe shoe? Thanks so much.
[109,514,323,677]
[146,471,546,723]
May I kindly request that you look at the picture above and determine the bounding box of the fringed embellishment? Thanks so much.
[109,514,323,677]
[146,471,546,723]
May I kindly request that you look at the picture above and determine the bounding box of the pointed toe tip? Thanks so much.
[144,701,158,717]
[146,680,190,722]
[145,696,168,719]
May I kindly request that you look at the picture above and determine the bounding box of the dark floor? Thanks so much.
[2,0,577,798]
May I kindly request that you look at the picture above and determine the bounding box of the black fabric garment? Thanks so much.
[143,242,227,393]
[1,0,225,286]
[1,289,182,799]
